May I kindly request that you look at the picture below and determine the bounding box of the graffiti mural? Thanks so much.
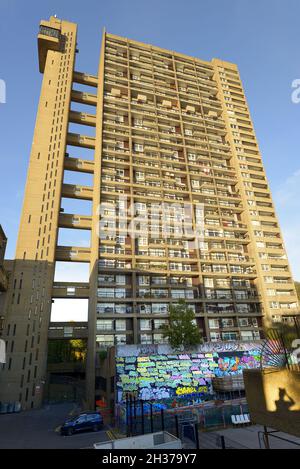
[115,343,262,405]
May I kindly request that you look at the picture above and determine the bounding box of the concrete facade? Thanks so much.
[0,17,298,410]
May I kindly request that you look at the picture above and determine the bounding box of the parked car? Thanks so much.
[60,411,103,436]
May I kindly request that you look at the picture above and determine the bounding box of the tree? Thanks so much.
[160,300,202,350]
[48,339,87,363]
[267,321,299,350]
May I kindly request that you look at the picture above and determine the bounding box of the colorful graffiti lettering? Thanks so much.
[116,344,262,404]
[175,385,208,396]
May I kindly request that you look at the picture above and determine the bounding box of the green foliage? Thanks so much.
[98,350,108,361]
[48,339,87,363]
[268,322,299,350]
[160,300,202,350]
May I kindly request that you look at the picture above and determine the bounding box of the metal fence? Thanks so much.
[115,397,249,438]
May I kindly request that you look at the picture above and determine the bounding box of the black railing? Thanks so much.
[39,25,60,40]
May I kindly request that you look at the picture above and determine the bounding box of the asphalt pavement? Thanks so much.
[0,402,110,449]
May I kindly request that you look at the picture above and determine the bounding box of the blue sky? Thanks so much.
[1,0,300,283]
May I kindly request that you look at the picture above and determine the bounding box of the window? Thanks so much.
[204,278,214,288]
[138,276,150,286]
[140,334,152,344]
[116,304,129,314]
[154,319,167,329]
[188,153,197,161]
[98,288,114,298]
[115,320,126,331]
[207,303,234,314]
[240,331,254,341]
[215,289,231,299]
[99,275,114,284]
[96,335,114,347]
[236,304,251,313]
[135,171,145,181]
[134,143,144,152]
[116,169,124,177]
[139,304,152,314]
[115,288,126,298]
[111,88,121,97]
[222,318,234,328]
[238,318,250,327]
[267,289,276,296]
[234,290,248,300]
[264,276,273,283]
[254,230,263,237]
[134,118,143,127]
[210,332,221,342]
[152,303,168,314]
[115,334,127,344]
[256,241,265,248]
[152,276,167,285]
[153,333,165,344]
[140,319,152,331]
[97,303,115,314]
[96,320,113,330]
[208,319,219,329]
[171,289,185,299]
[222,332,238,341]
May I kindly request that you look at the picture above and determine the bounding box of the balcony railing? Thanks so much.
[39,25,60,39]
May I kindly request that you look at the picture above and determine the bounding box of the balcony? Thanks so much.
[99,248,132,257]
[138,290,169,299]
[97,290,132,299]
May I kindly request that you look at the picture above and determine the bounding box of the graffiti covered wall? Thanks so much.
[115,342,262,405]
